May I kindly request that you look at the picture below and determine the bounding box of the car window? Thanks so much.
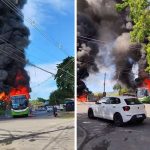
[124,98,142,105]
[109,97,121,104]
[105,98,110,104]
[100,98,107,103]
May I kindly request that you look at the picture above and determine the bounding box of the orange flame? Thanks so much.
[143,78,150,91]
[0,92,8,102]
[10,86,30,99]
[10,70,30,99]
[77,93,88,102]
[0,70,30,102]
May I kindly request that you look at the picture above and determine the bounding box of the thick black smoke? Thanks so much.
[0,0,30,93]
[77,0,147,95]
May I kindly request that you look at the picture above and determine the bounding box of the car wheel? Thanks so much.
[114,113,123,127]
[88,109,94,119]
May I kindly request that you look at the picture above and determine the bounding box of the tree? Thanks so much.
[55,56,74,95]
[113,83,121,91]
[49,89,73,105]
[113,83,122,95]
[116,0,150,71]
[37,97,47,103]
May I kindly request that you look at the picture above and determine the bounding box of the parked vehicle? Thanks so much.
[88,96,146,126]
[46,106,53,112]
[37,107,46,111]
[65,101,74,111]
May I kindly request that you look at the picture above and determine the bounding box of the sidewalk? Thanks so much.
[145,104,150,117]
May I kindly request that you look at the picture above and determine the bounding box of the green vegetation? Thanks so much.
[116,0,150,71]
[55,56,74,93]
[49,57,74,105]
[49,89,73,105]
[0,108,4,115]
[30,100,44,106]
[113,83,129,95]
[139,96,150,104]
[29,98,48,110]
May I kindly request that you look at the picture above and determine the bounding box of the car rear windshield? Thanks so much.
[125,98,142,105]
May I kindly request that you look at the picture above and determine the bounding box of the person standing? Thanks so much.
[53,105,57,117]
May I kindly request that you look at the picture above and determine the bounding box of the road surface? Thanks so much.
[0,110,74,150]
[77,103,150,150]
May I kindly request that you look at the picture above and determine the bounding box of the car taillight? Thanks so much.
[123,106,130,111]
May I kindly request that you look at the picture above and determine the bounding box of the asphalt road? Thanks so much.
[77,103,150,150]
[0,110,74,150]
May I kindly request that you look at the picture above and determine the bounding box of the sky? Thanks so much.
[22,0,74,100]
[84,66,116,93]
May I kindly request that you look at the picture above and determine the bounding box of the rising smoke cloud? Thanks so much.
[0,0,30,93]
[77,0,146,95]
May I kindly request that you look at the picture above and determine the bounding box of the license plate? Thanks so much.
[136,115,143,118]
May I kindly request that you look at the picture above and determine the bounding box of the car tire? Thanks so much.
[88,109,94,119]
[114,113,123,127]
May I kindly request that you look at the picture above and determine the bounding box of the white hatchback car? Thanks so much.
[88,96,146,126]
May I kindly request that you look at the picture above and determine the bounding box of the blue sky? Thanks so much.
[23,0,74,100]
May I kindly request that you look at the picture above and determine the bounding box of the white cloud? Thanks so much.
[22,0,73,39]
[25,63,58,85]
[36,0,73,14]
[25,62,59,99]
[84,72,116,93]
[23,0,73,26]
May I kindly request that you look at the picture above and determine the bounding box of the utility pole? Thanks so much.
[103,73,106,97]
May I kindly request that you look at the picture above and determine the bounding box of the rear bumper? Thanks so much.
[123,113,146,123]
[128,114,146,123]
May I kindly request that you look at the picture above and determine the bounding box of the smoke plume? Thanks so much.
[0,0,30,94]
[77,0,147,95]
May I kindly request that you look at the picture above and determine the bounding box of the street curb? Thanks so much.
[77,125,87,150]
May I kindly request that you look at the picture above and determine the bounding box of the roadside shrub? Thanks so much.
[139,96,150,104]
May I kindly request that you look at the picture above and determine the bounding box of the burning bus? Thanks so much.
[0,1,31,116]
[136,87,149,98]
[9,86,30,117]
[10,95,29,117]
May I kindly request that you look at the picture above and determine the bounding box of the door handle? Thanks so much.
[113,106,116,108]
[102,106,105,108]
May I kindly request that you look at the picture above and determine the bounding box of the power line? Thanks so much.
[0,37,75,78]
[0,38,60,65]
[0,1,75,79]
[2,0,70,57]
[0,47,56,76]
[78,35,109,44]
[31,76,53,88]
[0,48,74,87]
[1,48,74,86]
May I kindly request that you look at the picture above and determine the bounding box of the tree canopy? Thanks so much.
[49,56,74,105]
[116,0,150,71]
[49,89,73,105]
[55,56,74,94]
